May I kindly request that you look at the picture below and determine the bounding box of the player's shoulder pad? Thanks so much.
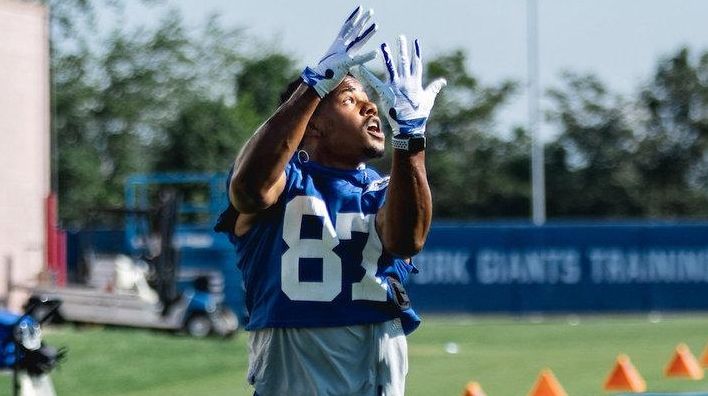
[363,176,390,194]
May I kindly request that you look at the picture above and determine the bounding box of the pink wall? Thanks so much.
[0,0,50,311]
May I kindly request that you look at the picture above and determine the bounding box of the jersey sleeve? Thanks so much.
[362,174,390,213]
[213,156,301,236]
[280,155,303,196]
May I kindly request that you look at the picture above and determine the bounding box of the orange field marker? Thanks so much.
[665,343,704,380]
[603,354,647,392]
[462,381,487,396]
[528,369,568,396]
[700,344,708,367]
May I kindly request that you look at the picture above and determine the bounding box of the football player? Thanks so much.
[215,5,445,395]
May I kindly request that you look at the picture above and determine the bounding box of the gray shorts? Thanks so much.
[247,319,408,396]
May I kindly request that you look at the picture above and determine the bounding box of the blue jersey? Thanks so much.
[215,155,420,334]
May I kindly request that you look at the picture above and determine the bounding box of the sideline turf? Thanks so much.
[407,314,708,395]
[2,315,708,395]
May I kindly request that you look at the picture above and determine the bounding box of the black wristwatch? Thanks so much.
[391,134,426,153]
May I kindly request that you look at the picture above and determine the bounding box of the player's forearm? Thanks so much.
[382,151,432,257]
[231,84,319,211]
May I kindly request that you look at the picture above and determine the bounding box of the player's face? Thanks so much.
[315,76,384,167]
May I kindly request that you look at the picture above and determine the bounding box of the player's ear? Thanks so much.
[306,117,324,138]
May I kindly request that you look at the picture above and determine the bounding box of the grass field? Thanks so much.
[3,314,708,395]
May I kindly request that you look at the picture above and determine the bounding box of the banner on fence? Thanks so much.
[409,223,708,313]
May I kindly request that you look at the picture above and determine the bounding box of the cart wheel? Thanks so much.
[185,314,212,338]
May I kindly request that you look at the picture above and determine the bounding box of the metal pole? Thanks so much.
[528,0,546,225]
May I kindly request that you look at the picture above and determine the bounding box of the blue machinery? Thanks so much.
[123,172,246,322]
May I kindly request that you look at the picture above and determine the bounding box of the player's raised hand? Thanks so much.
[301,6,378,98]
[356,35,447,136]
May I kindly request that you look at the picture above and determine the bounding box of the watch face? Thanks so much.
[409,136,426,152]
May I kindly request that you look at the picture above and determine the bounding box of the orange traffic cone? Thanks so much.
[665,343,704,379]
[700,344,708,367]
[528,369,568,396]
[462,381,487,396]
[603,354,647,392]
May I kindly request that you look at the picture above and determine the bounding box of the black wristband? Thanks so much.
[391,134,426,152]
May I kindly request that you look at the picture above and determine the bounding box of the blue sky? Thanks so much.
[114,0,708,138]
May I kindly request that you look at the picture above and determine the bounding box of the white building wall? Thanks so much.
[0,0,50,311]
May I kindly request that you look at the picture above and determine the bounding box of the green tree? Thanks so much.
[156,54,299,172]
[545,72,644,218]
[51,5,246,225]
[636,47,708,217]
[423,50,524,219]
[53,48,107,222]
[50,2,708,224]
[235,54,300,116]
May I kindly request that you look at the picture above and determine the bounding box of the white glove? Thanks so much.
[356,35,446,136]
[301,6,378,98]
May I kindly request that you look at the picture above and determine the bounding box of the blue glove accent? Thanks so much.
[395,116,427,135]
[346,24,377,52]
[389,108,427,135]
[301,67,326,88]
